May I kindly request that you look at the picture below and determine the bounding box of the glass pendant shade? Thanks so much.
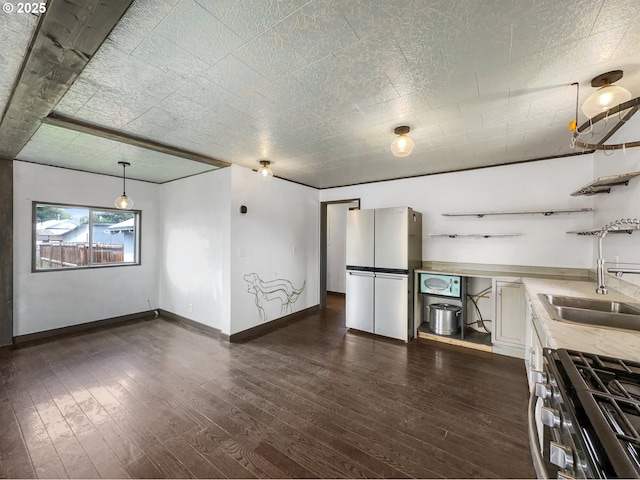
[391,126,415,157]
[582,84,632,118]
[115,161,134,209]
[257,160,273,180]
[114,194,134,209]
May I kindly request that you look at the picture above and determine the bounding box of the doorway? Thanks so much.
[319,199,360,309]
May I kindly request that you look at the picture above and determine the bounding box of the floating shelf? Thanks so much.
[568,225,640,236]
[442,208,592,218]
[570,171,640,196]
[429,233,522,238]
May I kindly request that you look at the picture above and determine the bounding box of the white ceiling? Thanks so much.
[7,0,640,188]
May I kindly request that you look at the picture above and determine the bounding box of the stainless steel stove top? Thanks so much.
[549,349,640,478]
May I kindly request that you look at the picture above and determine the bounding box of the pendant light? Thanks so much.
[114,161,134,209]
[390,126,414,157]
[257,160,273,180]
[581,70,632,119]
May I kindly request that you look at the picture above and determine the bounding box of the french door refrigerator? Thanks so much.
[345,207,422,341]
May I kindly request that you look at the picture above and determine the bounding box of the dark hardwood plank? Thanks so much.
[0,383,37,478]
[37,365,131,479]
[0,295,535,479]
[136,313,531,478]
[8,380,68,478]
[45,362,145,472]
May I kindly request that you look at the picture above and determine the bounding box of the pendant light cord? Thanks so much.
[122,163,127,196]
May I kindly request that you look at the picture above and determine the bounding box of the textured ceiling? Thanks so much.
[9,0,640,188]
[18,124,217,183]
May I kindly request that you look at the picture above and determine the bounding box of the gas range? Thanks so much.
[530,348,640,479]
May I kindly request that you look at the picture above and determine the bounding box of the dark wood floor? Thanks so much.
[0,294,535,478]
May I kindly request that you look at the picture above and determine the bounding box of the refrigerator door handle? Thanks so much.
[375,273,408,279]
[347,271,375,277]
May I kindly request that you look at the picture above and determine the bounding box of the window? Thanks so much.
[33,202,140,271]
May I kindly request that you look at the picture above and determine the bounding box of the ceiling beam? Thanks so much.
[43,113,230,169]
[0,0,135,160]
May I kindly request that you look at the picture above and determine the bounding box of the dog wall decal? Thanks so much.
[244,273,306,321]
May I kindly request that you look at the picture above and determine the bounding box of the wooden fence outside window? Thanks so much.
[39,242,124,268]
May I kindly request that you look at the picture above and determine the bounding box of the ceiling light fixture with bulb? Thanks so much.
[569,70,640,152]
[390,126,415,157]
[257,160,273,180]
[581,70,632,119]
[114,161,134,209]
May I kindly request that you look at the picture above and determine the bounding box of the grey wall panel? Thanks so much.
[0,161,13,345]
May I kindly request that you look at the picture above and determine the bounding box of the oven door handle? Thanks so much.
[528,389,549,480]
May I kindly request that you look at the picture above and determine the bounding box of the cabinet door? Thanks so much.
[494,281,526,347]
[346,271,374,333]
[374,274,409,341]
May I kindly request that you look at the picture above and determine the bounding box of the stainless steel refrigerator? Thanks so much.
[345,207,422,341]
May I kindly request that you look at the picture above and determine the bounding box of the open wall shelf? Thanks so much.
[442,208,592,218]
[571,172,640,196]
[568,225,640,236]
[429,233,522,239]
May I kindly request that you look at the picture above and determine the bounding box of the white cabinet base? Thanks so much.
[493,343,526,359]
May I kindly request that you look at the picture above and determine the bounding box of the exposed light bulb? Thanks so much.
[115,195,134,210]
[257,160,273,180]
[390,126,415,157]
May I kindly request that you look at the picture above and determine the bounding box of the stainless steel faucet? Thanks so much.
[595,218,640,295]
[596,232,608,294]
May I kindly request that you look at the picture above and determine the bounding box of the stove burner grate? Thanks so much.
[559,350,640,477]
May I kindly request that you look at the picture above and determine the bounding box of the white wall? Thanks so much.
[13,162,160,336]
[229,165,319,335]
[592,113,640,287]
[158,168,231,332]
[327,203,349,293]
[320,155,596,269]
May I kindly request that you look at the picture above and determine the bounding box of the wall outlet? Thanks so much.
[188,304,193,312]
[239,247,247,257]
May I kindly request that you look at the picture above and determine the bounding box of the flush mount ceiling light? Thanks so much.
[257,160,273,180]
[390,126,415,157]
[114,161,134,209]
[581,70,632,119]
[569,75,640,152]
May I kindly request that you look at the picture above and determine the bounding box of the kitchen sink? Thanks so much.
[539,294,640,314]
[538,293,640,332]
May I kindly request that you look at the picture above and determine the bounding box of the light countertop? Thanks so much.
[522,277,640,362]
[417,262,589,281]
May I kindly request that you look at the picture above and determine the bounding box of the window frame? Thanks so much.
[32,201,142,273]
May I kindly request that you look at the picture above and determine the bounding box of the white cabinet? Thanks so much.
[493,280,527,358]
